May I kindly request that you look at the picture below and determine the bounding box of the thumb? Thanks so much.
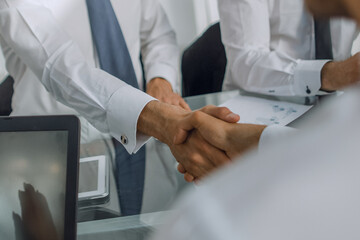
[200,105,240,123]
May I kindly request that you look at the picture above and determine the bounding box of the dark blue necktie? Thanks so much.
[314,19,333,60]
[86,0,145,216]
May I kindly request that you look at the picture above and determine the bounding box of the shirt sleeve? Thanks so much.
[218,0,327,97]
[0,48,7,83]
[140,0,180,92]
[0,1,154,153]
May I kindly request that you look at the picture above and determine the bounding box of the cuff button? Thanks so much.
[120,135,128,145]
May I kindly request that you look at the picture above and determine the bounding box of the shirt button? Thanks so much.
[120,135,128,145]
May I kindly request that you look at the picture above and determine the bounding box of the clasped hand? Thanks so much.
[170,105,266,182]
[166,106,240,181]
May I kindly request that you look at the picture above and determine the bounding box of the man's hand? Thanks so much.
[174,106,264,158]
[321,52,360,91]
[169,129,232,178]
[137,101,240,179]
[146,77,190,110]
[174,106,266,182]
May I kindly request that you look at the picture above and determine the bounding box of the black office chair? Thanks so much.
[0,75,14,116]
[181,22,227,97]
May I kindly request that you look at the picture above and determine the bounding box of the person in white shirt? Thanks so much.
[0,50,7,83]
[0,0,242,212]
[1,0,191,215]
[219,0,360,97]
[5,0,187,144]
[150,0,360,238]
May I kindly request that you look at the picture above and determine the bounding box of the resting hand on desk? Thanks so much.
[174,105,266,182]
[146,77,190,110]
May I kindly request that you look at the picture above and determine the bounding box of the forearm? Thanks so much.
[228,124,267,154]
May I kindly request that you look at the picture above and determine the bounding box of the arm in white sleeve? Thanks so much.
[0,1,154,153]
[0,46,7,83]
[218,0,327,96]
[140,0,179,92]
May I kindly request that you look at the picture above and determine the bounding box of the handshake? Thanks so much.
[139,101,266,182]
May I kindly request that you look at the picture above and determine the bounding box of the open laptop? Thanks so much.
[0,115,80,240]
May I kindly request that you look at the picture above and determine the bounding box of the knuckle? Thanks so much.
[189,152,200,162]
[189,153,205,166]
[200,105,210,112]
[184,174,194,182]
[192,111,203,122]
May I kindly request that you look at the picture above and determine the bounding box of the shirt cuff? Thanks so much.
[145,63,178,92]
[258,125,296,152]
[293,60,330,96]
[106,86,156,154]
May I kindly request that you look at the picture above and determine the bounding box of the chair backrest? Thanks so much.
[0,75,13,116]
[181,23,227,97]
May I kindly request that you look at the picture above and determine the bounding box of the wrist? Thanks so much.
[147,77,173,91]
[228,124,266,153]
[137,100,189,145]
[321,61,336,91]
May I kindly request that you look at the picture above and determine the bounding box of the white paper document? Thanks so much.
[220,95,313,126]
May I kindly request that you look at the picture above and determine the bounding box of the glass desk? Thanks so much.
[76,89,320,239]
[76,90,242,240]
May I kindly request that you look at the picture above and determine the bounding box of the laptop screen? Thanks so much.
[0,130,69,240]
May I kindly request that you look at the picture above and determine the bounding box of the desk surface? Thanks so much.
[76,90,320,240]
[76,90,241,240]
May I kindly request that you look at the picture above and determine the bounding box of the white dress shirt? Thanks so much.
[219,0,359,97]
[0,0,179,145]
[0,0,178,153]
[152,86,360,240]
[0,49,7,83]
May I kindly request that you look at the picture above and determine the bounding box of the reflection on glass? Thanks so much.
[13,183,59,240]
[0,131,68,240]
[79,161,99,193]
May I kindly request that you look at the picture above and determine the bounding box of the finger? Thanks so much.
[196,132,231,168]
[208,146,232,167]
[183,151,213,178]
[184,131,221,176]
[179,98,191,111]
[184,173,195,182]
[200,105,240,123]
[177,163,186,174]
